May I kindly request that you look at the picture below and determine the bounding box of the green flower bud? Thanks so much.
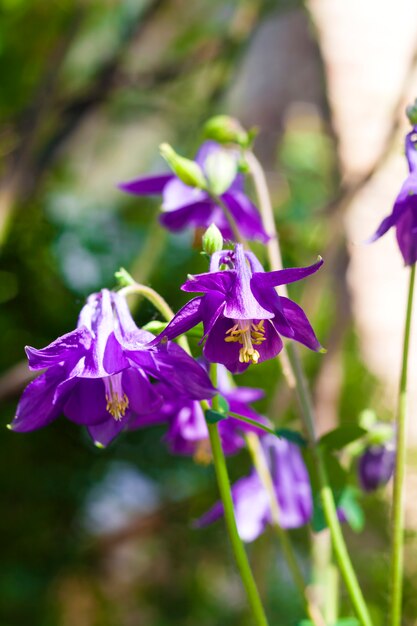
[366,424,394,446]
[202,223,224,255]
[159,143,207,189]
[203,115,248,146]
[406,99,417,126]
[204,148,238,195]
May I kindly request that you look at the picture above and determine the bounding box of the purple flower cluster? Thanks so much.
[155,244,322,373]
[371,127,417,265]
[198,435,313,541]
[119,141,268,243]
[12,131,327,546]
[11,290,215,447]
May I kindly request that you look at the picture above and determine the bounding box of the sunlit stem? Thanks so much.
[390,263,416,626]
[245,432,326,626]
[119,283,190,354]
[206,364,269,626]
[246,149,373,626]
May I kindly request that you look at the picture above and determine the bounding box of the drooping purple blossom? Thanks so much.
[154,244,322,373]
[197,435,313,542]
[118,141,268,243]
[370,128,417,265]
[130,364,266,460]
[358,443,396,492]
[11,290,214,447]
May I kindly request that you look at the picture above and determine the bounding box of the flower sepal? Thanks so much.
[159,143,207,189]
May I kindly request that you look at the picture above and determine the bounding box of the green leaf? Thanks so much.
[275,428,307,447]
[184,322,204,338]
[333,618,360,626]
[338,487,365,533]
[141,320,168,334]
[205,409,227,424]
[319,425,367,451]
[216,395,230,415]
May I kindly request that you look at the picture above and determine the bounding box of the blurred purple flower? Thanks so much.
[131,364,266,460]
[118,141,268,243]
[154,244,322,373]
[358,443,396,492]
[370,129,417,265]
[198,435,313,542]
[11,290,214,447]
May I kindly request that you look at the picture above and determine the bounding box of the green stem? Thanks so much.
[390,263,416,626]
[119,283,190,353]
[287,343,372,626]
[227,411,277,436]
[208,365,269,626]
[121,284,268,624]
[247,150,373,626]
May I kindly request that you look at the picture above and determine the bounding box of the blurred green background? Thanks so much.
[0,1,400,625]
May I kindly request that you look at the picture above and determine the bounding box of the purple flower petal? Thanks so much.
[369,176,417,242]
[152,297,204,346]
[252,257,323,290]
[152,342,215,400]
[78,290,124,378]
[279,297,321,351]
[162,178,207,210]
[224,245,273,320]
[11,367,67,432]
[118,173,173,195]
[222,191,269,243]
[265,436,313,528]
[203,315,249,374]
[87,417,127,447]
[122,367,163,415]
[198,471,270,542]
[396,207,417,265]
[63,378,109,425]
[182,270,234,296]
[25,327,92,370]
[160,201,214,232]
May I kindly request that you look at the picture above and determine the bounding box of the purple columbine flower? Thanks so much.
[118,141,268,243]
[358,443,396,492]
[130,364,266,461]
[11,289,214,447]
[370,127,417,265]
[154,244,322,373]
[197,435,313,542]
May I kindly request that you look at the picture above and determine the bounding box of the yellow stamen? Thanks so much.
[224,319,266,364]
[105,393,129,420]
[104,374,129,420]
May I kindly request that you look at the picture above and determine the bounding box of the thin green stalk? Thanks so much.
[390,263,416,626]
[208,365,269,626]
[247,150,373,626]
[227,410,277,436]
